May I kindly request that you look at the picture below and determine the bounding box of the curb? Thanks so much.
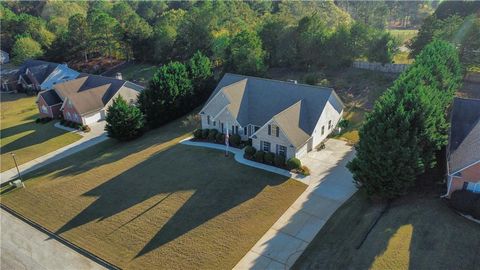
[0,204,120,270]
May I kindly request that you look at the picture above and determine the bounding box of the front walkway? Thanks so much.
[181,138,356,270]
[1,208,106,270]
[1,121,107,184]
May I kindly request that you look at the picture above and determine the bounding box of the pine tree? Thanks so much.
[105,95,145,141]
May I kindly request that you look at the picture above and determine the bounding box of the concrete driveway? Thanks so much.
[1,209,105,270]
[234,139,357,269]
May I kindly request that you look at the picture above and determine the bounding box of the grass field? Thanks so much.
[387,29,418,46]
[1,114,306,269]
[0,94,81,172]
[294,190,480,269]
[117,63,157,86]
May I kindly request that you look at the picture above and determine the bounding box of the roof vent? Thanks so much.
[287,79,298,84]
[116,72,123,80]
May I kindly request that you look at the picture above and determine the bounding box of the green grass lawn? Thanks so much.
[1,114,306,269]
[387,29,418,46]
[0,94,82,172]
[117,63,157,86]
[333,107,367,144]
[294,190,480,270]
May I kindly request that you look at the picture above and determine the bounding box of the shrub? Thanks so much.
[450,190,479,214]
[274,154,286,167]
[193,129,202,139]
[287,157,302,170]
[229,134,241,147]
[35,118,41,123]
[216,133,225,143]
[244,146,256,158]
[264,152,274,165]
[254,151,265,163]
[301,165,310,176]
[60,119,66,125]
[105,96,145,141]
[338,119,349,129]
[316,142,326,151]
[201,129,209,139]
[208,129,218,141]
[83,125,91,132]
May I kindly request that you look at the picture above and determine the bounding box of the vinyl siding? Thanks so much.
[252,119,295,160]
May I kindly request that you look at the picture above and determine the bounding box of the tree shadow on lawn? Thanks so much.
[54,144,289,259]
[1,121,70,153]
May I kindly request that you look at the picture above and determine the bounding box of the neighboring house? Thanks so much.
[0,50,9,64]
[200,73,344,160]
[16,60,79,93]
[445,97,480,196]
[37,74,144,124]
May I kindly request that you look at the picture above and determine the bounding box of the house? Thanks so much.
[445,97,480,196]
[37,74,144,125]
[16,60,79,93]
[0,50,9,64]
[200,73,344,160]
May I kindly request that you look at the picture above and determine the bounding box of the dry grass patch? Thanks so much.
[0,94,81,172]
[1,115,306,270]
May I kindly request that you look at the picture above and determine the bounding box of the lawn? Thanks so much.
[294,190,480,270]
[0,94,82,172]
[332,107,367,144]
[117,63,157,86]
[387,29,418,46]
[0,114,306,269]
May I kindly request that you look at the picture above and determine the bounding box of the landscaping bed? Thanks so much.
[1,115,306,269]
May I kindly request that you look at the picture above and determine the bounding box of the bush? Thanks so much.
[338,119,349,129]
[300,165,310,176]
[60,119,66,125]
[105,96,145,141]
[244,146,256,158]
[274,154,286,167]
[254,151,265,163]
[35,118,41,123]
[264,152,274,164]
[287,157,302,170]
[208,129,218,141]
[193,129,203,139]
[201,129,209,139]
[82,125,91,132]
[216,133,225,144]
[450,190,480,214]
[229,134,241,147]
[316,142,326,151]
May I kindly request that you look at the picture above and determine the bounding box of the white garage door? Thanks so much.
[83,111,103,125]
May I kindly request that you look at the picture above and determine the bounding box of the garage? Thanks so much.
[83,110,104,125]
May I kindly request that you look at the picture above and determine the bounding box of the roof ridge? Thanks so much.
[224,73,334,92]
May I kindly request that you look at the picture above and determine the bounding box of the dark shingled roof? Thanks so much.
[40,90,62,106]
[448,97,480,173]
[17,60,59,84]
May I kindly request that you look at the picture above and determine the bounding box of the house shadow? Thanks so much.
[53,143,289,259]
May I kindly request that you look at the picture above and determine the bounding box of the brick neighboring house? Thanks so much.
[16,60,79,93]
[37,74,144,125]
[445,97,480,196]
[200,73,344,160]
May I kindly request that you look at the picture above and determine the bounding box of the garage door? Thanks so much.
[83,111,103,125]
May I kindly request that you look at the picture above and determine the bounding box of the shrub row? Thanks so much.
[450,190,480,220]
[193,128,242,147]
[244,146,306,173]
[60,119,90,132]
[35,117,52,124]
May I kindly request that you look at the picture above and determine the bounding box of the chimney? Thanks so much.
[115,72,123,80]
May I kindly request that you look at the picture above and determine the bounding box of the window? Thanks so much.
[66,112,71,120]
[276,126,279,137]
[328,120,332,129]
[277,145,287,156]
[268,124,280,137]
[221,122,224,132]
[213,121,216,127]
[466,182,480,193]
[268,124,271,135]
[321,126,325,135]
[41,105,48,114]
[262,141,271,152]
[235,125,239,134]
[231,125,235,134]
[207,115,210,125]
[244,126,247,135]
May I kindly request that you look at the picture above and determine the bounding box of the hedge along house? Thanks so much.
[445,98,480,197]
[200,73,344,160]
[37,74,144,125]
[16,60,79,93]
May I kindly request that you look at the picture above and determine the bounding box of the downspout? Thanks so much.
[441,153,451,198]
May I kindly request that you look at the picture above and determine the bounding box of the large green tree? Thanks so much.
[188,51,214,101]
[105,95,145,141]
[12,35,44,64]
[228,29,266,76]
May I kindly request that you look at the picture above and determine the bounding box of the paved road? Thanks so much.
[234,139,357,269]
[1,209,105,270]
[1,121,107,184]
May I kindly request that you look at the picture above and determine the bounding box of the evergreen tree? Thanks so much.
[105,95,145,141]
[188,51,214,101]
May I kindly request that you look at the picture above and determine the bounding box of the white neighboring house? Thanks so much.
[200,73,344,160]
[0,50,9,64]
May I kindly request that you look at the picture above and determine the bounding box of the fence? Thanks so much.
[352,61,410,73]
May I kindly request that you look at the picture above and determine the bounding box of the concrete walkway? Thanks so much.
[1,121,108,184]
[1,208,106,270]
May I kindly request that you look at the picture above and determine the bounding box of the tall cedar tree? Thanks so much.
[105,95,145,141]
[188,51,214,102]
[347,40,462,199]
[138,61,193,128]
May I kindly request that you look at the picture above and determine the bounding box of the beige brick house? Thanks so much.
[200,74,344,160]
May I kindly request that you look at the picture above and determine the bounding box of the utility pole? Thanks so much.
[11,153,22,181]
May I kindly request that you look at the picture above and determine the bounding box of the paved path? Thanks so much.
[1,208,106,270]
[233,139,357,269]
[1,121,107,184]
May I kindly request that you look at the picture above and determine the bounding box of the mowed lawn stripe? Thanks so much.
[1,114,306,270]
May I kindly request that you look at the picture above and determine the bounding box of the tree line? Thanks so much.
[1,1,399,73]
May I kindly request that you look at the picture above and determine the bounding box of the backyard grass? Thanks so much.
[0,114,306,269]
[0,94,81,172]
[333,107,367,144]
[293,191,480,270]
[387,29,418,46]
[117,63,157,86]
